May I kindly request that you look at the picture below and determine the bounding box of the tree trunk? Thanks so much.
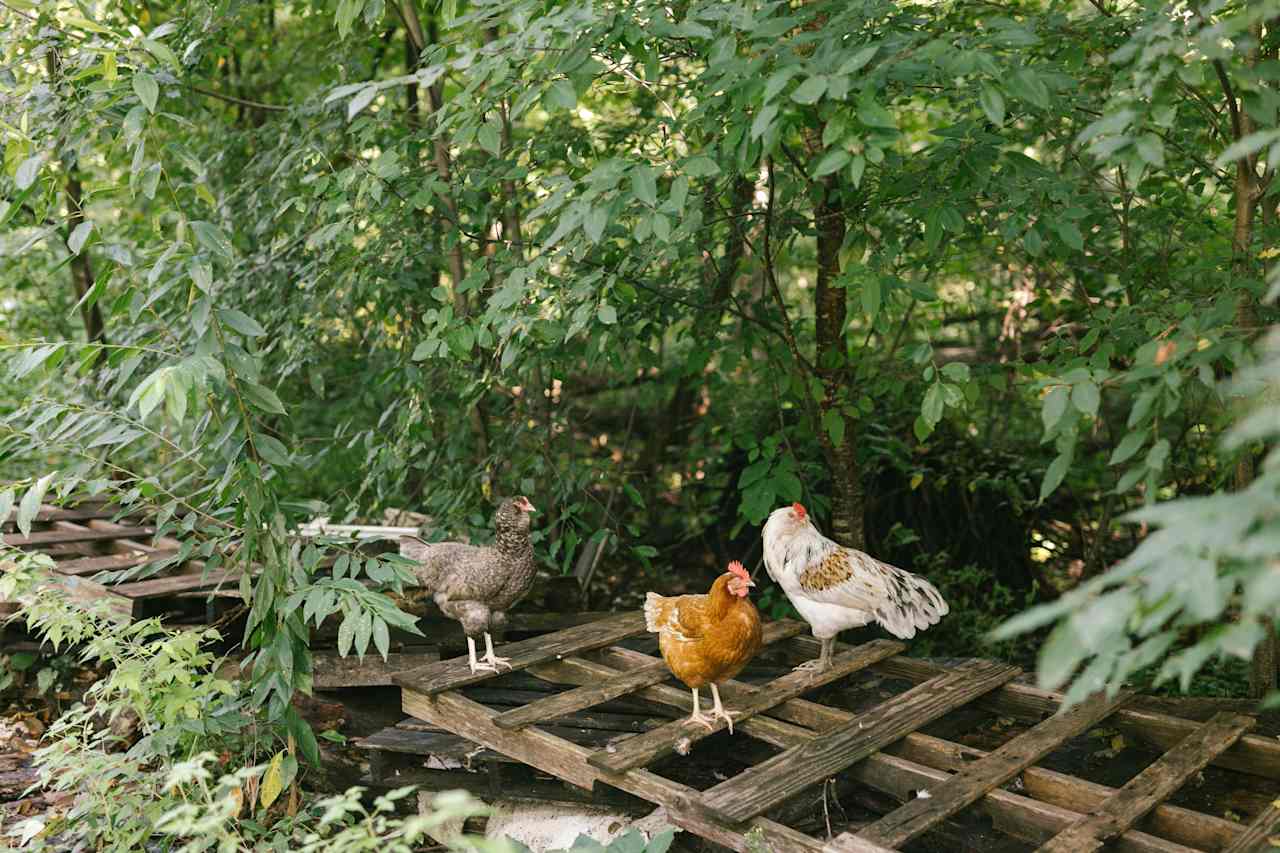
[811,173,864,550]
[64,173,106,348]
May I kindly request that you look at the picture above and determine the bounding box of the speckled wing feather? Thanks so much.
[798,546,948,639]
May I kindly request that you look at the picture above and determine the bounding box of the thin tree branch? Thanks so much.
[762,157,814,378]
[187,84,288,112]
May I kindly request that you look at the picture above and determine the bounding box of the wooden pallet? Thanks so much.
[382,614,1280,853]
[0,503,240,621]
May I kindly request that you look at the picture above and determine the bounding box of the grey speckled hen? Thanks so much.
[398,496,537,673]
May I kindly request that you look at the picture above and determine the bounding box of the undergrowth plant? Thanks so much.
[0,550,501,852]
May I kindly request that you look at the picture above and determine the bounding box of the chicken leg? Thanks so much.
[482,632,513,671]
[466,636,499,674]
[708,683,739,734]
[685,687,716,730]
[794,636,835,679]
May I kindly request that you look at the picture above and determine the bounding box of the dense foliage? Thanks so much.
[2,0,1280,749]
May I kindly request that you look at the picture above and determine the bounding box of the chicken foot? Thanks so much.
[708,683,739,734]
[684,688,716,730]
[465,636,499,674]
[794,636,835,680]
[482,632,512,671]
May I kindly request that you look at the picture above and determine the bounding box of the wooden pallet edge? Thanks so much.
[402,686,829,853]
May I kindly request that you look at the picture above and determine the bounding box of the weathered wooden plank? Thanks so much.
[312,649,440,688]
[842,690,1134,850]
[889,729,1246,852]
[496,660,671,731]
[495,619,809,731]
[1223,797,1280,853]
[589,639,904,773]
[852,647,1280,781]
[52,551,179,577]
[1035,712,1255,853]
[393,611,648,696]
[112,568,241,599]
[821,839,897,853]
[1,506,123,528]
[3,526,154,547]
[698,660,1020,824]
[848,752,1198,853]
[402,686,827,853]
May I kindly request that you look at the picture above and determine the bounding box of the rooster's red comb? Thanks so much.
[792,502,807,519]
[727,561,749,581]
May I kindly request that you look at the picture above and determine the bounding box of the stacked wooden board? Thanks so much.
[370,613,1280,853]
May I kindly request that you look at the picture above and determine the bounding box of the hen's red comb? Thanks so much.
[727,560,749,581]
[792,502,807,519]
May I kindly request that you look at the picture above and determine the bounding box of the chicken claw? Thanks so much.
[468,659,500,675]
[482,633,514,671]
[685,709,717,731]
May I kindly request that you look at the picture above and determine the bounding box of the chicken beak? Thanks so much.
[524,501,537,513]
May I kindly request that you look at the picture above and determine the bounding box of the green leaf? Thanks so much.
[1041,386,1069,433]
[1071,381,1100,417]
[545,80,577,110]
[838,45,879,75]
[1039,451,1072,502]
[17,473,55,538]
[814,149,850,177]
[347,86,377,120]
[1054,220,1084,252]
[978,85,1005,125]
[1036,621,1081,690]
[862,275,881,319]
[751,104,778,140]
[922,383,944,425]
[478,121,501,156]
[133,72,159,113]
[631,167,657,207]
[940,362,970,383]
[191,221,234,261]
[15,155,43,190]
[1214,128,1280,167]
[217,309,266,337]
[684,156,720,177]
[1109,430,1147,466]
[584,206,608,243]
[597,303,617,325]
[848,154,866,188]
[791,76,827,105]
[1134,134,1165,168]
[823,409,846,447]
[241,381,287,415]
[67,221,94,256]
[857,90,895,128]
[372,618,390,660]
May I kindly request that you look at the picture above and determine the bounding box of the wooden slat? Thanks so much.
[495,619,809,731]
[112,567,241,599]
[848,752,1198,853]
[839,690,1134,850]
[821,839,898,853]
[52,551,179,577]
[402,687,828,853]
[2,506,123,529]
[589,639,904,773]
[392,611,648,696]
[1223,798,1280,853]
[698,660,1019,823]
[496,660,672,731]
[3,527,154,547]
[856,647,1280,782]
[1035,712,1256,853]
[312,650,439,688]
[889,729,1245,852]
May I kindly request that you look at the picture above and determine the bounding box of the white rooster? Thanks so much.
[762,502,948,674]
